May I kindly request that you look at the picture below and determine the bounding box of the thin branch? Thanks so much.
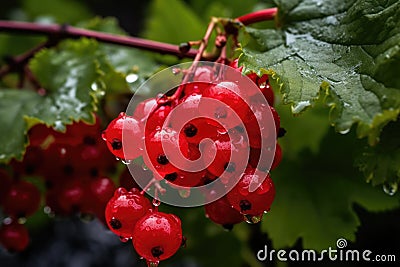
[236,8,278,25]
[0,20,198,58]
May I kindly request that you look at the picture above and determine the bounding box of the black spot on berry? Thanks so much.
[151,246,164,258]
[184,123,198,137]
[224,162,236,173]
[239,200,252,212]
[109,218,122,229]
[111,139,122,150]
[164,172,178,182]
[157,154,169,165]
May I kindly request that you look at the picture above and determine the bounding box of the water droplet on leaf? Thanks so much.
[383,182,398,196]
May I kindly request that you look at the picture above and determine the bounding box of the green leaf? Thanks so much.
[356,120,400,187]
[0,90,41,161]
[240,0,400,145]
[263,128,400,250]
[78,17,160,93]
[28,39,100,128]
[0,39,105,163]
[143,0,205,44]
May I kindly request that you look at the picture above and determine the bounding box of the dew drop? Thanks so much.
[243,214,263,224]
[119,236,130,242]
[147,260,159,267]
[121,159,132,165]
[383,182,398,196]
[142,164,149,171]
[339,128,350,135]
[3,217,12,225]
[179,188,191,198]
[172,68,181,75]
[156,219,162,224]
[128,200,134,205]
[125,73,139,83]
[152,198,161,207]
[115,157,121,161]
[17,217,27,224]
[101,131,107,141]
[43,206,52,214]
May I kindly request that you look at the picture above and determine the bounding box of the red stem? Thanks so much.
[0,20,198,58]
[236,8,277,25]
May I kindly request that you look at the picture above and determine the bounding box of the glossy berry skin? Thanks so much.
[3,180,41,218]
[227,167,275,216]
[0,222,29,252]
[144,127,189,179]
[132,212,182,262]
[102,112,143,161]
[105,188,152,239]
[199,81,251,130]
[205,194,243,229]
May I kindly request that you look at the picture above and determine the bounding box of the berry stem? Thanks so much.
[235,8,278,25]
[0,20,198,58]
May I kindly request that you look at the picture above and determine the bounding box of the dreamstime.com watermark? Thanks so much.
[257,238,397,263]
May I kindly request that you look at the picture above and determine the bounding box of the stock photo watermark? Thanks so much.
[257,238,397,263]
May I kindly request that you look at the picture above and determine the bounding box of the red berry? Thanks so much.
[227,167,275,216]
[132,211,183,262]
[102,112,143,161]
[3,180,41,218]
[201,132,248,183]
[105,188,152,239]
[205,193,243,229]
[144,127,189,179]
[0,170,12,205]
[0,222,29,252]
[199,81,251,129]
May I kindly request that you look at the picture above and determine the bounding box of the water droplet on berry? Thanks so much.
[147,260,159,267]
[179,189,191,198]
[119,236,130,242]
[156,219,162,224]
[383,182,398,196]
[121,159,132,165]
[152,199,161,207]
[101,131,107,141]
[128,200,134,205]
[243,214,263,224]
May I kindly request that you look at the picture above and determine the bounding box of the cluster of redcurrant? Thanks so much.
[0,118,118,252]
[102,60,283,265]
